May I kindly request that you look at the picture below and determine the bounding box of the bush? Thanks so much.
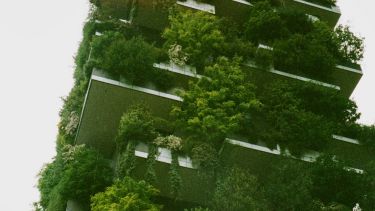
[163,10,225,68]
[172,57,261,144]
[335,25,364,65]
[211,168,268,211]
[191,143,219,171]
[311,155,364,206]
[265,160,318,210]
[58,145,113,206]
[91,32,157,84]
[244,2,284,44]
[116,105,157,149]
[91,177,161,211]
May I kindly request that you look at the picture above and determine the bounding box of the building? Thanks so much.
[62,0,372,210]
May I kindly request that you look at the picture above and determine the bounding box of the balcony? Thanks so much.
[221,137,364,179]
[327,135,373,170]
[215,0,340,28]
[282,0,340,27]
[130,143,213,205]
[75,69,185,157]
[177,0,215,14]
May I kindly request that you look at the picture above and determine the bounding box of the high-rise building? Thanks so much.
[38,0,374,210]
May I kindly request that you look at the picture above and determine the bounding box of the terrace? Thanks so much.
[130,142,213,205]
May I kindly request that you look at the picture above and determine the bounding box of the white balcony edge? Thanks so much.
[226,138,281,155]
[294,0,340,14]
[135,149,195,169]
[153,62,202,79]
[91,74,183,102]
[177,0,215,14]
[226,138,363,174]
[336,64,362,75]
[269,69,340,90]
[332,134,360,145]
[233,0,252,6]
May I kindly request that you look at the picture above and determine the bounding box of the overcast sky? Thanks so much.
[0,0,373,210]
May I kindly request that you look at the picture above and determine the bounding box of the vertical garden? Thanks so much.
[35,0,375,210]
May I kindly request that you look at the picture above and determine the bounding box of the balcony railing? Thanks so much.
[177,0,215,14]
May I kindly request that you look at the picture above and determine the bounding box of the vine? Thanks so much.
[169,152,182,199]
[115,140,136,178]
[145,144,158,184]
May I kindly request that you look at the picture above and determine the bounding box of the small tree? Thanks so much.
[91,177,161,211]
[335,25,364,65]
[264,160,319,211]
[211,168,269,211]
[116,105,157,149]
[172,57,261,144]
[163,10,225,68]
[91,32,157,84]
[58,145,113,206]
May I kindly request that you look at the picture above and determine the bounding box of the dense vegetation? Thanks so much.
[36,0,373,211]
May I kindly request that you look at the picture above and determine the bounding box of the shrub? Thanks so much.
[116,105,157,149]
[335,25,364,65]
[265,160,318,210]
[154,135,183,151]
[244,2,284,44]
[211,168,268,211]
[311,155,364,206]
[172,57,261,144]
[191,143,219,171]
[58,145,113,206]
[91,32,157,84]
[163,10,225,68]
[91,177,161,211]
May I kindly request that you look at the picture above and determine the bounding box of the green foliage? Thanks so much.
[169,153,182,198]
[335,25,364,64]
[258,81,334,154]
[211,168,268,211]
[145,144,158,184]
[91,177,161,211]
[116,141,137,178]
[116,105,157,149]
[273,32,336,81]
[254,47,273,69]
[311,155,364,206]
[163,10,225,68]
[191,143,219,171]
[244,2,284,44]
[360,162,375,210]
[37,159,65,209]
[265,160,318,211]
[173,57,261,144]
[58,145,113,205]
[37,145,113,210]
[91,32,157,84]
[154,135,183,151]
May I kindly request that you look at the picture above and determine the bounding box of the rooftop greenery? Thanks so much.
[36,0,373,210]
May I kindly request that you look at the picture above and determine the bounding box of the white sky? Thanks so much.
[0,0,373,210]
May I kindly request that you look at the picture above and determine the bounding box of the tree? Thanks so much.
[58,145,113,207]
[91,177,161,211]
[172,57,261,144]
[259,81,333,154]
[264,160,319,211]
[116,105,157,149]
[211,168,268,211]
[91,32,157,84]
[335,25,364,65]
[311,155,364,206]
[244,1,284,44]
[163,10,225,68]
